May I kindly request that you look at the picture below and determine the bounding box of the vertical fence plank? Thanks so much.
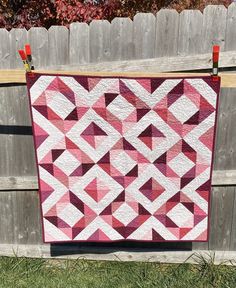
[89,20,111,63]
[9,28,28,69]
[220,88,236,170]
[230,187,236,251]
[11,191,42,244]
[70,22,90,64]
[0,51,36,176]
[155,9,179,57]
[225,3,236,51]
[133,13,156,59]
[110,18,134,61]
[0,29,10,68]
[48,26,69,66]
[0,86,36,177]
[209,187,234,251]
[178,10,203,55]
[29,27,49,69]
[0,29,11,177]
[0,193,13,243]
[201,5,227,53]
[1,28,36,177]
[213,88,228,170]
[214,88,236,170]
[0,191,42,244]
[8,86,36,176]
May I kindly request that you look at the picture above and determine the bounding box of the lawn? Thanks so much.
[0,254,235,288]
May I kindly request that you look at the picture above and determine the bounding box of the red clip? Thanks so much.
[213,45,220,63]
[25,44,31,56]
[18,49,26,60]
[212,45,220,77]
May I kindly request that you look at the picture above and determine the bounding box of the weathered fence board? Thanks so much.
[133,13,156,59]
[89,20,111,63]
[209,187,235,251]
[225,3,236,51]
[155,9,179,57]
[212,170,236,186]
[69,22,90,64]
[42,51,236,74]
[0,32,36,178]
[110,18,134,60]
[0,242,235,264]
[201,5,227,53]
[214,88,236,170]
[0,29,10,68]
[230,187,236,251]
[0,176,38,190]
[1,69,236,87]
[0,86,36,177]
[178,10,203,55]
[48,26,69,66]
[0,132,36,178]
[0,191,42,244]
[9,28,28,69]
[29,27,49,68]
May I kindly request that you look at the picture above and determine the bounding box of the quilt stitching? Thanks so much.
[27,74,220,242]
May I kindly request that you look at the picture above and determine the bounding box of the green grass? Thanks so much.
[0,254,236,288]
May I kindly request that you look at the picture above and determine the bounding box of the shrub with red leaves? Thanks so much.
[54,0,118,26]
[0,0,56,29]
[0,0,233,29]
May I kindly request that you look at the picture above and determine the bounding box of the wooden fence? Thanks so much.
[1,4,236,262]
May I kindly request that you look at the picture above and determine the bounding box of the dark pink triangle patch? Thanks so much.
[81,122,107,148]
[81,122,107,136]
[126,165,138,177]
[151,78,166,93]
[139,178,165,201]
[33,105,48,118]
[75,76,89,91]
[104,93,119,106]
[40,163,54,175]
[152,229,165,240]
[35,134,49,148]
[51,149,64,162]
[138,125,165,150]
[136,108,150,121]
[65,108,78,120]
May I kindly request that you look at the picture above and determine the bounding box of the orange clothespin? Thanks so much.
[18,49,31,72]
[212,45,220,81]
[25,44,34,70]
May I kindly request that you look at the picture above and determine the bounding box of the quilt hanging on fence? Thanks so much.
[27,72,220,243]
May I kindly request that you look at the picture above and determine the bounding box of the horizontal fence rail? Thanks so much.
[0,170,236,191]
[1,70,236,87]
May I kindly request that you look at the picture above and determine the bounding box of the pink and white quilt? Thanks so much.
[26,73,220,243]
